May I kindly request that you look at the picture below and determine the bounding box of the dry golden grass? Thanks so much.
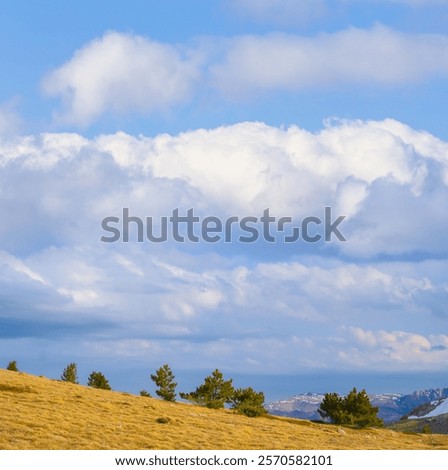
[1,369,448,450]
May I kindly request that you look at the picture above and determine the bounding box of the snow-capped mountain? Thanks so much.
[408,398,448,419]
[390,396,448,434]
[266,392,325,421]
[423,399,448,418]
[267,387,448,423]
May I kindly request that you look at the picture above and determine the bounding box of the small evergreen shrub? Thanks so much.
[6,361,19,372]
[87,371,111,390]
[61,363,79,384]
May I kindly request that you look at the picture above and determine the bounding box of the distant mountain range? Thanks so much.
[266,387,448,423]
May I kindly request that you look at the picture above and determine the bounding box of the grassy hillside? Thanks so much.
[1,369,448,450]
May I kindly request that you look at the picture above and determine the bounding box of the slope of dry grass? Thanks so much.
[1,369,448,450]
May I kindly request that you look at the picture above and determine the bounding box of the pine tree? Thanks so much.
[140,389,151,397]
[318,392,344,423]
[180,369,234,409]
[61,363,79,384]
[6,361,19,372]
[343,388,383,428]
[150,364,177,402]
[318,388,383,428]
[230,387,267,417]
[87,371,111,390]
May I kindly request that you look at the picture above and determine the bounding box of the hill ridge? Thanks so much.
[1,369,448,450]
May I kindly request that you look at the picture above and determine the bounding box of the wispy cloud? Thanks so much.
[227,0,327,26]
[0,99,22,136]
[211,26,448,95]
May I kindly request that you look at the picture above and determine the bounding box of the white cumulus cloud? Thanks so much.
[1,119,448,374]
[42,32,201,126]
[345,327,448,368]
[1,118,448,257]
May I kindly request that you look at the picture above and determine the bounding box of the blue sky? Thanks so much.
[1,0,448,400]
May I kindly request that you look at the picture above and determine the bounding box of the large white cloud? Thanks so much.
[1,119,448,374]
[1,118,447,256]
[42,32,201,126]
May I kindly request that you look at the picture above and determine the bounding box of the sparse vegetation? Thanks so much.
[87,371,111,390]
[6,361,19,372]
[61,363,79,384]
[422,424,432,434]
[0,383,32,393]
[156,417,171,424]
[140,389,151,397]
[318,388,383,428]
[150,364,177,402]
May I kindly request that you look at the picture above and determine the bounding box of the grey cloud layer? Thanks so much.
[43,27,448,125]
